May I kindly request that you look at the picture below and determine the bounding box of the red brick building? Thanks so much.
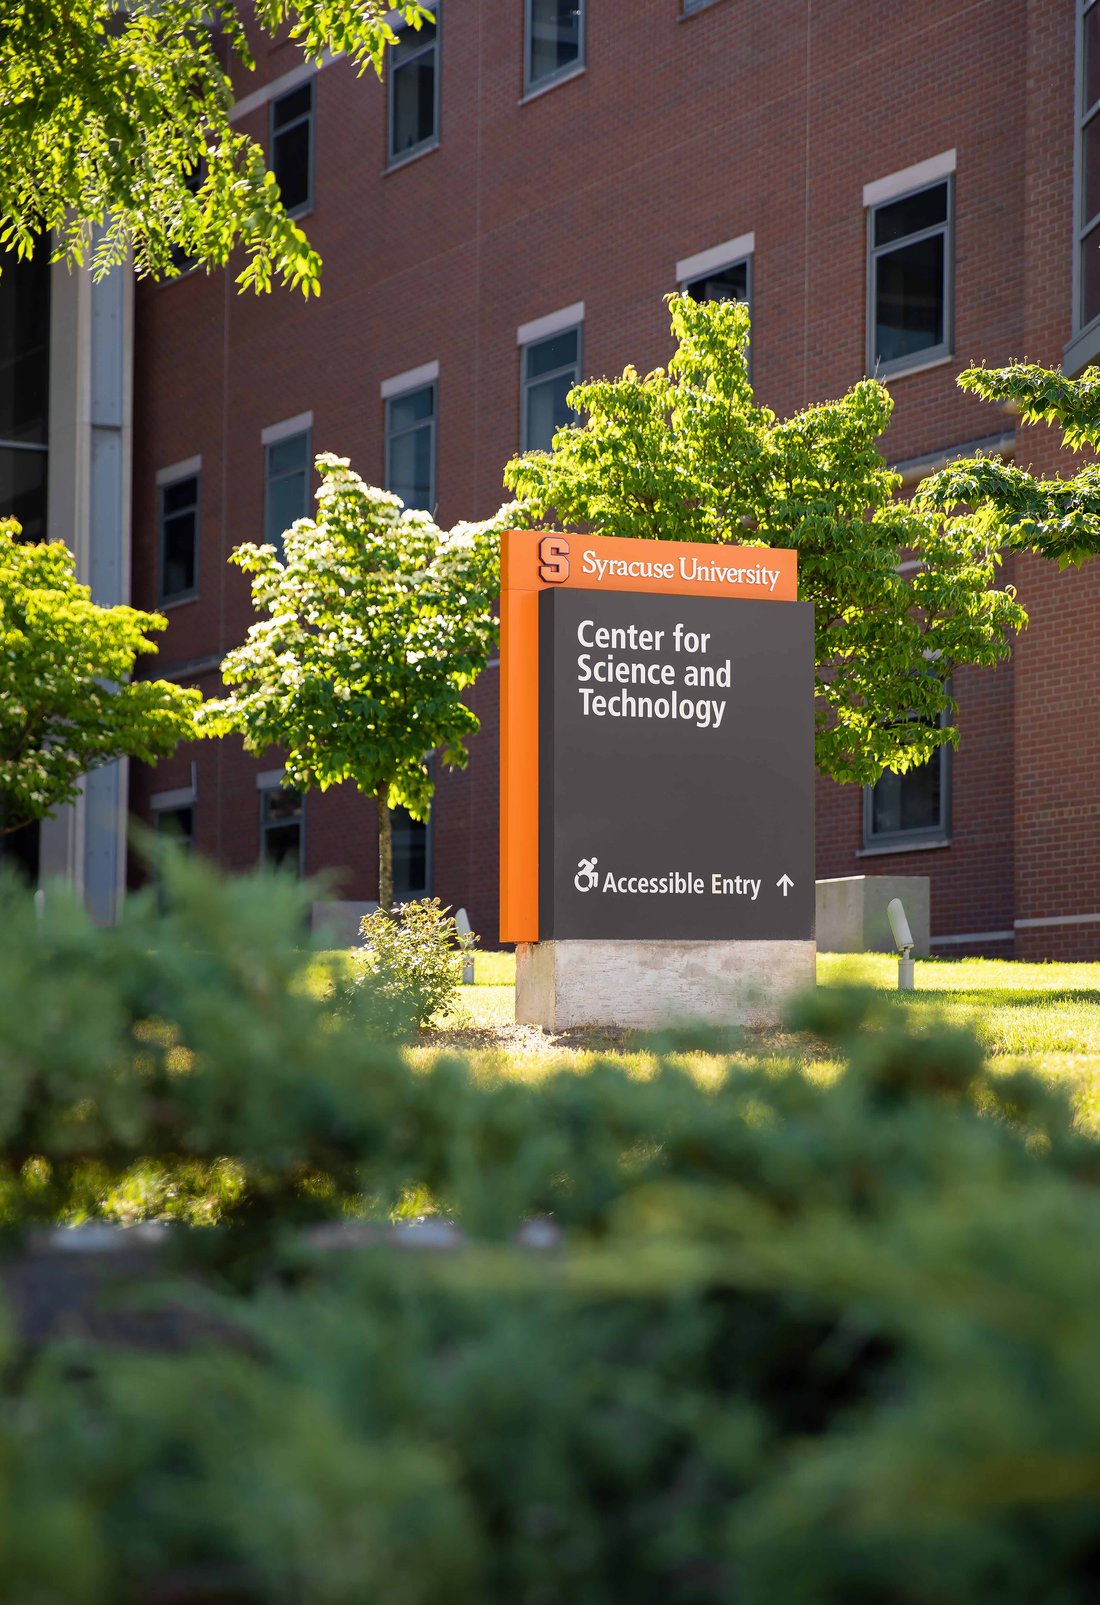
[118,0,1100,955]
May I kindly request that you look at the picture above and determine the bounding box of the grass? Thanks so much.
[419,950,1100,1127]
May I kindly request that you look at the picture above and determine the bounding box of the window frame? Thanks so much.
[1071,0,1100,370]
[269,79,315,219]
[383,371,438,514]
[866,174,954,380]
[156,460,201,607]
[862,702,953,852]
[262,416,313,554]
[519,318,583,454]
[258,773,305,876]
[387,7,441,168]
[392,803,433,902]
[524,0,586,98]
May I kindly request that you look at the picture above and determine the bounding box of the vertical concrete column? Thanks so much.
[38,250,134,923]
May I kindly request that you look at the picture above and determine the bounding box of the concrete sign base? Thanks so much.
[515,939,816,1032]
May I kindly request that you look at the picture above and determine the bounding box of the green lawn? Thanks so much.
[427,951,1100,1125]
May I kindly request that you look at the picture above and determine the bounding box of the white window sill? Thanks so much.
[857,837,951,857]
[678,0,728,18]
[519,64,586,105]
[384,139,440,175]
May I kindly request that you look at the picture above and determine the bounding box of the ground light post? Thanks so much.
[888,896,916,991]
[500,529,816,1030]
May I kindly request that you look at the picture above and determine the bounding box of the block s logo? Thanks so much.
[538,535,570,583]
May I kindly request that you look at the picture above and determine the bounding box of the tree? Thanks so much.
[915,362,1100,567]
[197,455,505,909]
[0,522,200,834]
[0,0,430,294]
[502,293,1027,786]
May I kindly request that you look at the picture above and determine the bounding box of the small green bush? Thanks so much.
[355,899,475,1032]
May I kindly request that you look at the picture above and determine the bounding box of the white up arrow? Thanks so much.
[777,874,793,897]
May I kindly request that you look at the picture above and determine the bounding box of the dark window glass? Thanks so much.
[273,84,311,128]
[265,430,311,550]
[0,446,48,542]
[0,252,50,446]
[870,179,950,372]
[392,805,429,901]
[1083,219,1100,327]
[385,383,435,512]
[1087,2,1100,114]
[1085,113,1100,231]
[271,83,312,215]
[528,0,583,88]
[522,327,580,452]
[387,387,434,429]
[261,787,303,873]
[0,819,39,884]
[160,474,199,601]
[873,182,948,247]
[870,747,943,837]
[170,163,204,273]
[525,328,578,379]
[873,233,946,364]
[390,18,438,159]
[155,805,194,851]
[685,260,749,304]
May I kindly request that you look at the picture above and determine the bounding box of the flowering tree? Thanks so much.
[0,522,199,832]
[198,456,506,909]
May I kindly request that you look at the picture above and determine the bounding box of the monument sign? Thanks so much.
[500,530,815,1027]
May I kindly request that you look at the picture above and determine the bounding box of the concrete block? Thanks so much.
[311,900,379,948]
[515,939,816,1031]
[815,876,930,957]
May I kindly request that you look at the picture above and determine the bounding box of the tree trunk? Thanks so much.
[376,789,394,913]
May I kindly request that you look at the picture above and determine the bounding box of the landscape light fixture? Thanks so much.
[887,897,915,991]
[455,907,475,986]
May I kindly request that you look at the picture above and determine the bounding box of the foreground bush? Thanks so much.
[2,865,1100,1600]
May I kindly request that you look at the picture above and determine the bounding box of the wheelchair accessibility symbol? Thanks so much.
[574,857,599,892]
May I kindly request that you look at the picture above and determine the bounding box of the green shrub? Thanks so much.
[354,898,475,1032]
[5,864,1100,1600]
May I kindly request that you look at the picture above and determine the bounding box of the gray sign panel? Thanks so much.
[538,588,815,941]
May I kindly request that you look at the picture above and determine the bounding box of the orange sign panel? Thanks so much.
[499,530,799,944]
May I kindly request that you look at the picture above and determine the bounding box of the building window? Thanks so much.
[260,784,304,874]
[683,257,749,305]
[158,467,200,603]
[154,803,195,853]
[867,175,953,376]
[389,11,439,163]
[863,713,951,850]
[678,235,754,368]
[392,805,431,901]
[270,82,313,216]
[170,162,205,274]
[525,0,584,94]
[264,425,312,553]
[520,321,581,453]
[0,251,50,543]
[1079,2,1100,337]
[384,378,436,513]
